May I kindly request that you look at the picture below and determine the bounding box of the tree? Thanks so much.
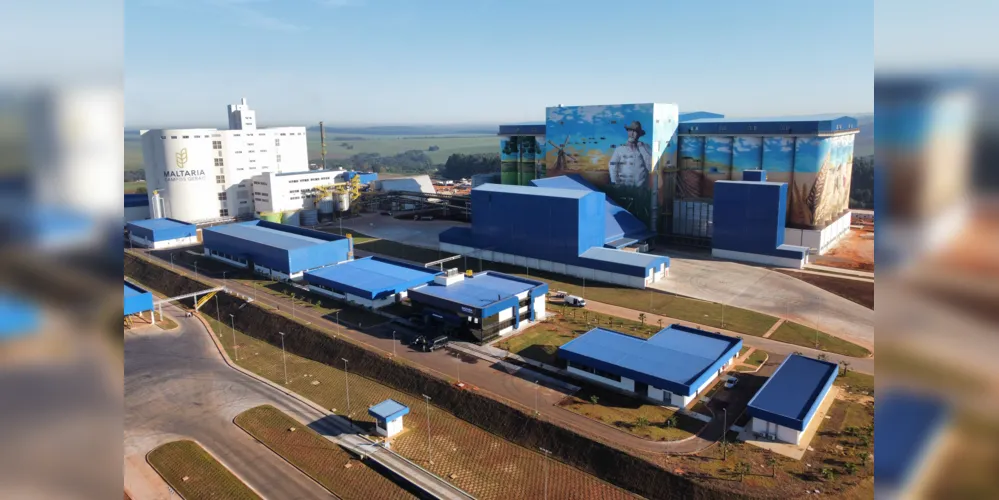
[134,186,148,194]
[638,313,646,325]
[845,462,857,476]
[840,360,851,374]
[765,453,778,478]
[666,415,678,429]
[657,318,663,329]
[855,450,869,467]
[734,461,751,481]
[821,467,835,481]
[636,416,650,428]
[858,435,870,449]
[589,395,599,405]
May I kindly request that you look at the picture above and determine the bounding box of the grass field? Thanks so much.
[558,385,703,442]
[834,370,874,396]
[234,405,416,500]
[495,309,654,366]
[745,350,768,366]
[125,180,146,193]
[769,322,872,358]
[202,316,635,500]
[147,440,260,500]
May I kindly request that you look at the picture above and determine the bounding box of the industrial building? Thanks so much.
[439,181,669,289]
[557,325,742,408]
[124,193,150,224]
[140,98,309,223]
[712,171,810,268]
[124,280,155,324]
[746,354,838,445]
[125,218,198,250]
[498,106,860,256]
[406,270,548,342]
[368,399,410,438]
[372,175,437,198]
[248,169,372,224]
[304,256,441,309]
[201,220,351,281]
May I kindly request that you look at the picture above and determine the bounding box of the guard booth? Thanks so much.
[368,399,410,438]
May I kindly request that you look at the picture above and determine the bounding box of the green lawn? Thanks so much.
[557,385,704,442]
[147,440,260,500]
[125,180,146,193]
[235,406,415,500]
[834,370,874,396]
[495,308,655,366]
[769,322,871,358]
[738,346,750,358]
[745,350,768,366]
[307,133,496,165]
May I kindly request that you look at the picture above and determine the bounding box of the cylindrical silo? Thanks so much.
[300,209,318,226]
[336,192,351,212]
[318,196,335,215]
[142,128,219,222]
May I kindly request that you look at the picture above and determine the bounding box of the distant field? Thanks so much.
[124,180,146,193]
[124,133,498,172]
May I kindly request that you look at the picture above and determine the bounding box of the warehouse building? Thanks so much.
[746,354,838,445]
[124,280,155,324]
[126,218,199,250]
[202,220,350,281]
[712,171,810,268]
[407,270,548,342]
[557,325,742,408]
[304,256,441,309]
[439,182,669,289]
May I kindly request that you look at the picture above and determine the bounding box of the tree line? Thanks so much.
[849,155,874,209]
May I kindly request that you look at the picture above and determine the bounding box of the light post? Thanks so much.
[222,271,227,287]
[721,304,725,328]
[422,394,433,465]
[455,354,461,382]
[215,294,220,322]
[229,314,238,361]
[342,358,351,417]
[539,447,551,500]
[392,330,396,357]
[170,253,175,270]
[279,331,289,385]
[335,311,340,337]
[723,408,728,461]
[534,380,540,414]
[194,261,198,278]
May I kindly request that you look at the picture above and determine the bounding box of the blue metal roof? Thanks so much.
[747,355,839,431]
[679,111,725,122]
[127,218,194,232]
[204,221,331,250]
[875,390,950,494]
[679,114,859,135]
[0,294,40,340]
[408,271,543,310]
[123,281,154,316]
[124,193,149,208]
[474,183,591,199]
[498,123,546,136]
[557,325,741,396]
[368,399,410,422]
[531,175,653,244]
[304,257,440,300]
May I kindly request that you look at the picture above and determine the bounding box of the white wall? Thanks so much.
[375,417,405,438]
[751,417,802,445]
[711,248,806,269]
[142,129,221,223]
[566,365,635,392]
[129,234,198,250]
[252,169,346,214]
[784,210,852,255]
[533,295,546,319]
[497,308,513,322]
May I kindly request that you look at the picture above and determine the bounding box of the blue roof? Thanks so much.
[124,193,149,208]
[204,221,330,250]
[474,183,592,200]
[531,175,653,244]
[579,247,669,270]
[408,271,544,309]
[0,294,40,340]
[123,281,154,316]
[678,114,859,135]
[875,390,950,494]
[747,355,839,431]
[368,399,410,422]
[679,111,725,122]
[304,257,440,300]
[557,325,742,396]
[127,218,194,232]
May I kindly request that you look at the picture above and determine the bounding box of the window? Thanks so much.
[594,367,622,382]
[235,150,242,154]
[216,175,225,184]
[219,209,229,217]
[247,142,254,146]
[276,155,282,162]
[248,150,255,154]
[234,133,240,137]
[217,192,227,201]
[170,136,177,139]
[214,158,224,167]
[195,135,201,138]
[260,149,267,153]
[182,135,189,138]
[275,138,280,146]
[240,201,247,204]
[160,135,166,139]
[212,140,222,149]
[280,133,286,136]
[249,159,256,163]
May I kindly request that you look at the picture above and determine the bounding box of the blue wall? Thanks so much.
[202,222,350,275]
[713,181,805,259]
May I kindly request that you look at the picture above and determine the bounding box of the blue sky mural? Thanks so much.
[703,137,732,175]
[680,136,704,161]
[732,136,763,177]
[762,137,795,173]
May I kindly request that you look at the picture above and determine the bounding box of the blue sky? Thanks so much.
[125,0,873,127]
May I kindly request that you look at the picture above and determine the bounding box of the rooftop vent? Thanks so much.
[435,268,466,286]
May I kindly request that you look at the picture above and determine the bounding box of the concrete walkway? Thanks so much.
[804,263,875,279]
[762,318,786,338]
[583,300,873,374]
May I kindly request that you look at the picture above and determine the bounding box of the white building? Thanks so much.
[251,169,348,214]
[140,98,309,223]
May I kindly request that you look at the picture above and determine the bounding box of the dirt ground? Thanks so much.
[774,270,874,310]
[812,228,875,272]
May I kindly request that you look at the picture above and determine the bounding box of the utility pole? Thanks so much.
[540,447,551,500]
[229,314,238,361]
[534,380,540,414]
[335,311,340,337]
[342,358,351,418]
[723,408,728,461]
[392,330,396,357]
[279,331,288,385]
[422,394,433,464]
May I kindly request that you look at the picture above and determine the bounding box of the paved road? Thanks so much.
[584,300,874,375]
[125,301,470,500]
[649,248,875,351]
[131,250,758,455]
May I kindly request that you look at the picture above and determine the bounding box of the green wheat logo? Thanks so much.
[175,148,189,169]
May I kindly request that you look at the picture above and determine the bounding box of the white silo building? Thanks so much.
[140,98,309,223]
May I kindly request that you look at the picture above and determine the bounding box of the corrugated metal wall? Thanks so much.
[712,182,786,255]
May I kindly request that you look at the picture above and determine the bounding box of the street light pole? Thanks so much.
[335,311,340,337]
[279,331,288,385]
[342,358,350,417]
[222,271,227,287]
[170,253,175,270]
[534,380,540,414]
[723,408,728,461]
[215,294,220,322]
[392,330,396,357]
[422,394,433,465]
[229,314,238,361]
[539,447,551,500]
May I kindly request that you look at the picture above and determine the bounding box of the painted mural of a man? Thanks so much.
[609,121,652,187]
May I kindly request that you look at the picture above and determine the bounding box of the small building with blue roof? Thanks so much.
[124,280,155,324]
[304,256,441,309]
[746,354,839,445]
[126,217,198,250]
[557,324,742,407]
[368,399,410,438]
[202,220,351,281]
[406,269,548,343]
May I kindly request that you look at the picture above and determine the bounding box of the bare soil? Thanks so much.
[812,229,875,272]
[774,270,874,310]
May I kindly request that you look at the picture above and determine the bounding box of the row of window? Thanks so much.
[216,175,225,184]
[252,191,269,197]
[208,248,246,264]
[163,131,300,140]
[568,360,623,382]
[217,192,227,201]
[213,158,224,167]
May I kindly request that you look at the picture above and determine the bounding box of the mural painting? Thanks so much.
[788,135,854,227]
[500,138,519,185]
[677,136,706,199]
[545,104,657,227]
[702,136,733,198]
[731,136,763,179]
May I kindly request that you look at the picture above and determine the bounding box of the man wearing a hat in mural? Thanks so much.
[608,121,652,187]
